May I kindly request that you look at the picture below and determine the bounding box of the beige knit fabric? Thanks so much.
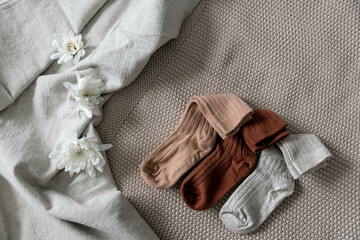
[97,0,360,239]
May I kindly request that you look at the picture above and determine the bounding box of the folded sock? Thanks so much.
[219,145,295,234]
[140,94,253,189]
[194,94,254,139]
[180,133,257,210]
[241,109,289,153]
[276,134,332,179]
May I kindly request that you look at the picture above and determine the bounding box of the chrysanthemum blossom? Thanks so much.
[49,128,112,178]
[50,31,86,65]
[63,71,104,118]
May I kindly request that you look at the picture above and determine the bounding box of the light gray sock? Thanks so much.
[276,134,332,179]
[219,146,295,234]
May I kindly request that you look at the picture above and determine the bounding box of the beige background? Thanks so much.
[97,0,360,239]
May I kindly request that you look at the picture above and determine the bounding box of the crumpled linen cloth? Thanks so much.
[0,0,199,239]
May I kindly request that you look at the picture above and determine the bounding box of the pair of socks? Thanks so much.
[180,133,257,210]
[220,134,332,234]
[179,108,289,210]
[140,94,253,189]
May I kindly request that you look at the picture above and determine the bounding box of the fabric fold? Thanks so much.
[276,134,332,179]
[0,83,12,111]
[241,109,289,153]
[191,94,253,139]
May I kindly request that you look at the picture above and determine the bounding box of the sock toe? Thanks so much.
[139,163,164,188]
[180,185,203,210]
[220,209,249,233]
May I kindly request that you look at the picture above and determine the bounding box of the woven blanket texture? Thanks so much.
[97,0,360,239]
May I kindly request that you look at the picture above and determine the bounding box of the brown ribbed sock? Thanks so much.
[180,133,257,210]
[140,94,253,189]
[241,109,289,153]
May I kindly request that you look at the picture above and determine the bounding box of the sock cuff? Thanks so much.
[276,134,332,179]
[190,94,253,139]
[241,109,289,153]
[215,104,253,139]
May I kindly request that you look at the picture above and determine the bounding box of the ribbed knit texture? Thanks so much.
[276,134,332,180]
[242,109,289,153]
[195,94,253,139]
[97,0,360,238]
[219,146,295,234]
[180,133,257,210]
[140,94,253,189]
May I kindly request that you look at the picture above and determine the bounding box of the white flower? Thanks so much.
[50,31,86,65]
[63,71,104,118]
[49,126,112,178]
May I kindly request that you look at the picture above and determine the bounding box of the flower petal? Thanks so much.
[73,54,80,64]
[49,129,111,178]
[92,107,101,116]
[85,165,96,178]
[57,161,66,169]
[64,55,73,64]
[94,165,103,172]
[84,109,93,118]
[63,82,75,90]
[50,52,62,60]
[57,55,67,64]
[78,49,85,57]
[51,32,85,65]
[92,157,100,165]
[99,144,113,151]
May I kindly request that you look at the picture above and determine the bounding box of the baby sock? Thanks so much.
[242,109,289,153]
[180,133,257,210]
[140,94,253,189]
[276,134,332,179]
[193,94,254,139]
[219,145,295,234]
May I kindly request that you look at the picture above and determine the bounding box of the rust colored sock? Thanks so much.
[241,109,289,153]
[180,133,257,210]
[140,94,253,189]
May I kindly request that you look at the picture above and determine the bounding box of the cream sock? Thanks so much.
[276,134,332,179]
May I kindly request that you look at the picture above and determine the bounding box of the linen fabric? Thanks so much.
[0,0,107,111]
[276,134,332,180]
[0,0,199,239]
[180,133,257,210]
[241,109,289,153]
[140,94,253,189]
[219,146,295,234]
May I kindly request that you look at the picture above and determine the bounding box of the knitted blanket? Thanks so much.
[97,0,360,239]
